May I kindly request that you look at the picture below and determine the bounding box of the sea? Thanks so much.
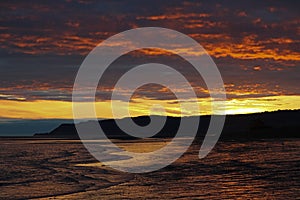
[0,138,299,199]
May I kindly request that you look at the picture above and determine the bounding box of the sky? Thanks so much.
[0,0,299,135]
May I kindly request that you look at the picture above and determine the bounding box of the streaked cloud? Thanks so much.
[0,0,299,119]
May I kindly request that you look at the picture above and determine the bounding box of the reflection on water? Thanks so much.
[116,138,170,153]
[78,138,188,172]
[0,138,299,199]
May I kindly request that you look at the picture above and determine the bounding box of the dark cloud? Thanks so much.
[0,0,299,102]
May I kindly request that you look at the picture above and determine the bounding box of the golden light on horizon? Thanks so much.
[0,95,299,119]
[225,108,264,115]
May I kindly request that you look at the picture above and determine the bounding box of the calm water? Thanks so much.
[0,138,299,199]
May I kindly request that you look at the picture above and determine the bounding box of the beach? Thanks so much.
[0,138,299,199]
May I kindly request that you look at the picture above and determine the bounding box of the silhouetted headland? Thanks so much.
[34,110,300,140]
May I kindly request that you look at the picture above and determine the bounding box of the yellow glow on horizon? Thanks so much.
[0,95,299,119]
[225,108,264,115]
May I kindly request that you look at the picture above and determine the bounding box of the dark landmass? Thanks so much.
[33,110,300,140]
[0,119,74,136]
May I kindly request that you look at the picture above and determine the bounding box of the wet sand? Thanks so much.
[0,138,299,199]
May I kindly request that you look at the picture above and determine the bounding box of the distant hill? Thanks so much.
[0,119,74,137]
[34,110,300,140]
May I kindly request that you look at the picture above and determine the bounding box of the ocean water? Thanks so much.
[0,138,299,199]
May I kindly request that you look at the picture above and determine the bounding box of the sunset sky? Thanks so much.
[0,0,299,127]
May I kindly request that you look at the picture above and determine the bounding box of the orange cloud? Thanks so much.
[136,13,211,21]
[253,65,262,71]
[2,29,299,62]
